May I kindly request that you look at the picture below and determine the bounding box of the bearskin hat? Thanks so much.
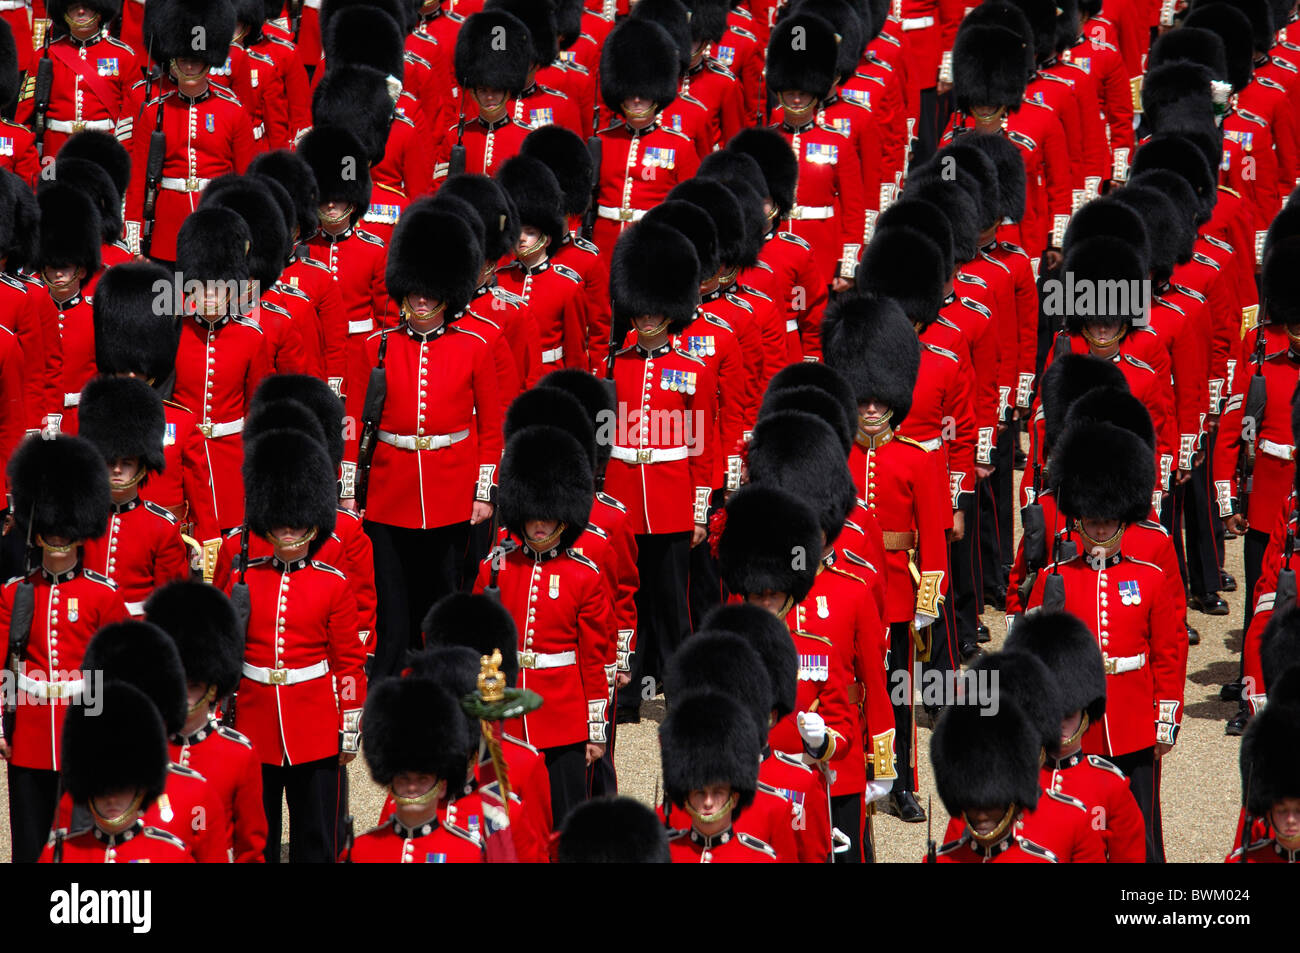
[821,292,920,426]
[660,690,761,814]
[497,155,568,251]
[857,226,948,327]
[1060,236,1149,334]
[1147,23,1230,84]
[1260,605,1300,692]
[763,361,858,452]
[644,199,721,282]
[1131,134,1217,224]
[1066,385,1156,453]
[311,64,398,166]
[690,0,732,44]
[667,177,749,270]
[1055,0,1080,53]
[249,374,346,467]
[1185,3,1256,89]
[1050,418,1155,523]
[455,10,531,95]
[962,131,1027,224]
[362,676,472,788]
[1240,689,1300,815]
[438,174,520,262]
[1005,0,1058,64]
[553,0,584,47]
[610,220,700,333]
[1141,61,1220,127]
[1263,0,1293,42]
[176,206,251,284]
[147,0,237,67]
[244,400,327,454]
[242,429,337,555]
[728,127,799,221]
[504,386,597,468]
[487,0,560,66]
[49,157,121,244]
[747,410,857,546]
[1038,353,1128,452]
[1265,205,1300,261]
[1128,170,1200,263]
[1263,236,1300,326]
[7,434,110,543]
[248,150,320,238]
[664,630,774,751]
[558,797,672,863]
[717,484,821,603]
[931,697,1043,816]
[701,602,799,721]
[145,581,245,699]
[1062,196,1150,270]
[0,20,17,109]
[320,0,411,30]
[386,199,483,314]
[864,0,887,37]
[1113,185,1187,284]
[421,591,520,686]
[792,0,866,81]
[498,425,594,549]
[0,169,38,269]
[631,0,692,77]
[403,645,482,726]
[232,0,265,29]
[324,6,405,78]
[877,199,954,276]
[759,384,853,455]
[296,126,371,219]
[58,131,131,201]
[201,175,289,289]
[970,650,1066,757]
[907,174,983,265]
[84,621,188,733]
[77,376,167,474]
[92,262,179,381]
[36,185,101,275]
[62,682,170,806]
[1003,609,1107,725]
[766,12,839,100]
[953,23,1031,113]
[600,18,680,112]
[695,152,769,267]
[539,369,617,474]
[521,125,595,218]
[930,141,1001,230]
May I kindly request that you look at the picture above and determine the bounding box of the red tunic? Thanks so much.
[745,230,826,364]
[349,801,487,863]
[170,720,268,863]
[39,821,193,863]
[759,749,834,863]
[278,253,349,387]
[51,293,96,435]
[928,831,1057,863]
[667,826,779,862]
[138,399,216,539]
[495,259,590,372]
[659,790,797,862]
[431,114,531,183]
[940,788,1107,862]
[0,116,40,187]
[82,497,189,617]
[0,275,54,429]
[0,326,25,500]
[1042,752,1146,863]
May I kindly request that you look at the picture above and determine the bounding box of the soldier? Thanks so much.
[38,682,192,863]
[0,434,128,864]
[51,152,132,293]
[0,21,39,186]
[1061,0,1134,171]
[487,0,584,132]
[77,376,189,617]
[557,797,670,862]
[233,0,309,148]
[1229,670,1300,862]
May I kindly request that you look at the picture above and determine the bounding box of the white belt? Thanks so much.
[900,15,935,29]
[0,1,28,10]
[348,318,375,335]
[597,205,647,222]
[1102,652,1146,675]
[47,118,115,134]
[125,601,146,616]
[63,392,80,408]
[916,437,942,451]
[197,417,243,438]
[242,659,330,686]
[541,346,564,364]
[785,319,799,333]
[17,673,85,700]
[518,650,577,670]
[788,205,834,221]
[1260,439,1296,462]
[611,445,690,464]
[252,123,266,141]
[378,428,469,451]
[160,176,212,193]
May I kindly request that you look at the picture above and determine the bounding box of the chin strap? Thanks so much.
[89,791,145,835]
[683,793,737,825]
[636,318,671,341]
[523,523,567,554]
[965,803,1017,847]
[391,778,446,809]
[1062,712,1090,749]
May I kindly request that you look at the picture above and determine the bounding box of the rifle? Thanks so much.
[30,22,54,160]
[1235,320,1268,522]
[223,526,252,727]
[580,133,601,242]
[140,46,166,259]
[353,330,390,512]
[3,576,35,746]
[1021,461,1046,572]
[1041,533,1066,612]
[288,0,304,42]
[448,97,468,177]
[1277,518,1297,609]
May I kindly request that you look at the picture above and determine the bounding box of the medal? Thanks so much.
[816,595,829,619]
[1119,580,1141,606]
[68,598,79,623]
[549,574,560,599]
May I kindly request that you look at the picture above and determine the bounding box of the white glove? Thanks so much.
[913,612,937,629]
[866,779,894,803]
[797,711,826,752]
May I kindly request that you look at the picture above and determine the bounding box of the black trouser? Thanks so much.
[910,87,952,169]
[1109,747,1164,863]
[542,741,588,830]
[364,520,470,681]
[7,764,60,864]
[261,757,342,863]
[1160,482,1185,589]
[588,686,618,798]
[830,792,863,864]
[979,428,1014,599]
[1242,526,1271,641]
[620,531,691,713]
[1182,458,1222,600]
[687,490,724,630]
[460,517,495,592]
[888,621,918,792]
[933,490,979,666]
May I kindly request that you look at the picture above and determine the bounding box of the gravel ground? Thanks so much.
[0,465,1252,862]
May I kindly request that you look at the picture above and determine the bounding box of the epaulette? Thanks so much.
[777,232,812,250]
[309,560,347,578]
[143,500,179,524]
[1258,75,1287,92]
[773,749,815,773]
[4,573,29,586]
[667,828,692,842]
[168,761,207,781]
[245,555,274,568]
[335,505,361,524]
[615,342,638,356]
[796,630,833,646]
[959,296,991,319]
[1123,555,1162,572]
[936,835,968,856]
[999,240,1027,256]
[441,821,484,846]
[704,59,736,79]
[565,548,599,573]
[730,4,753,20]
[956,271,987,288]
[210,86,242,106]
[584,522,608,539]
[232,316,264,334]
[450,324,487,345]
[1015,836,1058,862]
[355,229,385,246]
[265,33,295,49]
[703,312,734,332]
[246,47,275,65]
[758,780,791,801]
[103,34,133,51]
[1280,39,1300,52]
[534,83,568,99]
[895,435,932,452]
[223,526,242,540]
[978,251,1010,273]
[1273,56,1299,73]
[551,262,582,284]
[1169,282,1205,303]
[571,235,598,254]
[878,30,901,47]
[826,564,865,585]
[261,299,292,320]
[142,827,189,851]
[1007,129,1037,151]
[1044,788,1087,812]
[216,725,254,748]
[736,832,777,857]
[738,284,771,300]
[723,292,752,312]
[1120,353,1153,372]
[1085,754,1127,780]
[730,25,757,41]
[1191,252,1221,270]
[1152,296,1183,316]
[1202,233,1234,252]
[815,120,851,139]
[0,272,25,291]
[659,125,693,143]
[295,254,331,273]
[595,491,626,511]
[1136,518,1170,537]
[489,285,527,306]
[1235,108,1267,126]
[392,112,415,129]
[83,569,117,589]
[921,341,960,363]
[844,518,862,533]
[843,549,875,572]
[838,95,872,112]
[559,60,590,77]
[404,50,431,69]
[1216,186,1241,199]
[502,731,540,754]
[275,282,310,301]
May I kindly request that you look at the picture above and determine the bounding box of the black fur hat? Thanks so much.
[498,425,594,549]
[296,126,372,219]
[487,0,560,66]
[84,621,188,734]
[1263,236,1300,326]
[794,0,866,80]
[690,0,732,43]
[747,410,857,546]
[1264,205,1300,261]
[759,384,853,455]
[0,20,17,110]
[821,292,920,426]
[521,125,595,218]
[92,262,179,381]
[1240,689,1300,815]
[504,385,596,468]
[1110,185,1186,283]
[428,195,488,272]
[455,10,532,95]
[664,630,774,751]
[610,220,700,333]
[644,199,721,282]
[232,0,265,29]
[766,12,839,100]
[242,429,337,554]
[362,676,471,787]
[701,602,799,721]
[1128,170,1199,263]
[558,797,671,862]
[1055,0,1080,53]
[600,17,680,113]
[696,151,769,267]
[903,175,982,264]
[970,650,1066,757]
[439,174,520,263]
[311,64,397,166]
[497,155,568,251]
[728,126,799,220]
[421,591,520,686]
[320,0,411,30]
[1060,236,1149,334]
[7,434,111,543]
[176,206,251,283]
[856,226,947,327]
[764,359,858,449]
[244,399,327,453]
[36,185,102,275]
[248,150,320,237]
[47,0,125,40]
[1185,3,1256,89]
[201,175,289,289]
[148,0,237,67]
[1260,605,1300,692]
[62,682,170,806]
[539,368,617,473]
[963,131,1027,224]
[1039,353,1128,452]
[631,0,692,77]
[718,484,821,602]
[145,581,245,699]
[660,690,761,813]
[1004,609,1107,725]
[1050,418,1155,523]
[1141,61,1221,125]
[953,23,1031,113]
[553,0,584,47]
[77,376,167,474]
[931,697,1042,816]
[1066,385,1155,451]
[0,169,38,269]
[1131,133,1217,224]
[667,177,748,270]
[49,158,122,244]
[1062,196,1150,271]
[878,199,954,275]
[249,374,346,467]
[1147,23,1230,82]
[864,0,886,38]
[931,141,1000,230]
[57,131,131,201]
[402,645,483,750]
[324,6,405,78]
[1005,0,1056,64]
[386,200,483,314]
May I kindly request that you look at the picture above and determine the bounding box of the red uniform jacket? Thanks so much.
[0,326,25,499]
[0,117,39,187]
[138,399,216,536]
[679,57,745,149]
[667,826,778,863]
[714,28,763,125]
[278,253,349,387]
[82,497,189,616]
[746,230,827,364]
[1227,838,1300,863]
[928,830,1057,863]
[39,821,193,863]
[1042,751,1146,863]
[468,281,542,390]
[767,623,855,791]
[495,258,590,372]
[1063,33,1134,162]
[675,309,744,490]
[51,293,95,435]
[1240,492,1295,711]
[698,288,762,431]
[431,114,531,183]
[760,748,834,863]
[659,790,797,863]
[847,54,909,183]
[247,30,310,148]
[551,234,611,369]
[0,274,54,429]
[940,788,1107,862]
[350,798,488,863]
[171,719,268,863]
[942,290,999,466]
[1148,287,1210,472]
[900,332,977,509]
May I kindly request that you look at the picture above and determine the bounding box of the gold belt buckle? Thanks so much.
[186,176,200,191]
[71,120,85,133]
[198,422,214,438]
[1103,656,1117,676]
[268,668,289,685]
[520,652,537,669]
[414,434,433,451]
[46,681,64,699]
[637,448,653,463]
[619,208,635,221]
[789,206,803,220]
